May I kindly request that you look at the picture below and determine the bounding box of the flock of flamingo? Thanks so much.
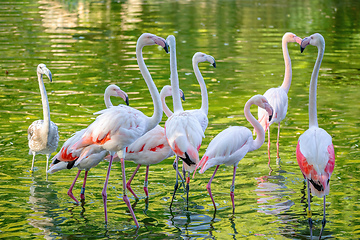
[27,32,335,239]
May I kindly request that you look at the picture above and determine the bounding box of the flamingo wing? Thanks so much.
[197,126,253,173]
[73,105,147,151]
[125,125,174,165]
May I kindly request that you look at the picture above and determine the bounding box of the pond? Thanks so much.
[0,0,359,239]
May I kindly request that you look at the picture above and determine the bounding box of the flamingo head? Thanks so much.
[139,33,169,53]
[105,84,129,106]
[252,95,273,122]
[37,63,52,82]
[300,33,325,53]
[160,85,185,101]
[283,32,302,45]
[193,52,216,68]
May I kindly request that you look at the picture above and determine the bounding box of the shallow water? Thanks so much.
[0,0,360,239]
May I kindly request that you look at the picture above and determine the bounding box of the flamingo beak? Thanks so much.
[180,89,185,101]
[163,42,169,53]
[125,96,129,106]
[300,37,311,53]
[44,67,52,82]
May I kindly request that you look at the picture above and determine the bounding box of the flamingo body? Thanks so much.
[297,127,335,197]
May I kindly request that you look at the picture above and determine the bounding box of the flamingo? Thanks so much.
[28,63,59,175]
[108,85,185,201]
[297,33,335,239]
[71,33,168,227]
[194,94,273,214]
[257,32,302,167]
[164,35,205,209]
[47,84,129,204]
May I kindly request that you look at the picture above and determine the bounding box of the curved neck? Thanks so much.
[104,92,113,108]
[309,45,324,128]
[244,100,265,152]
[136,41,162,131]
[280,40,292,93]
[193,59,208,115]
[38,72,50,132]
[168,37,183,112]
[161,93,173,118]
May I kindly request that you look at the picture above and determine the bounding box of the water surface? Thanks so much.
[0,0,359,239]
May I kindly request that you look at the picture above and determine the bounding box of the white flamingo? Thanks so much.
[28,63,59,175]
[71,33,168,227]
[164,35,205,209]
[194,95,273,214]
[257,32,302,167]
[297,33,335,240]
[48,84,129,204]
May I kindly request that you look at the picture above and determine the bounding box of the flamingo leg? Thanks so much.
[143,165,149,198]
[68,169,81,204]
[172,160,185,185]
[102,154,113,224]
[45,154,50,180]
[307,179,313,239]
[206,165,220,212]
[319,196,326,240]
[186,172,190,210]
[120,156,139,228]
[80,170,88,200]
[170,156,180,209]
[126,164,141,200]
[30,152,36,173]
[267,125,271,166]
[230,166,237,215]
[276,122,281,163]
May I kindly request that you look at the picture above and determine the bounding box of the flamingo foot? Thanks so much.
[102,189,108,223]
[123,194,139,228]
[68,189,80,204]
[319,217,326,240]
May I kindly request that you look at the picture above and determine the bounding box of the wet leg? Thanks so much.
[126,164,141,200]
[143,165,149,198]
[276,123,281,164]
[102,154,113,224]
[307,179,313,239]
[170,156,180,209]
[68,169,81,204]
[80,170,88,200]
[230,166,237,215]
[319,196,326,239]
[206,165,220,212]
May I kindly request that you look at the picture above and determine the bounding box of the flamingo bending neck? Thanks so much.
[192,54,209,115]
[245,98,266,151]
[280,34,293,94]
[37,71,50,138]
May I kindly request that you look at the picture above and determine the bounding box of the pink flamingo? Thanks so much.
[257,33,302,167]
[71,33,168,227]
[110,85,185,200]
[194,95,273,214]
[28,64,59,175]
[164,35,205,208]
[47,84,129,204]
[297,33,335,239]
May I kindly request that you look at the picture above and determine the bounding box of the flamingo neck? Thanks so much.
[168,37,183,112]
[193,58,208,115]
[136,41,162,131]
[280,39,292,94]
[244,100,265,152]
[38,72,50,135]
[104,92,113,108]
[309,44,324,128]
[160,92,173,118]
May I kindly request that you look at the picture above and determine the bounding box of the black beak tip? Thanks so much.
[212,62,216,68]
[268,114,273,122]
[126,97,130,106]
[181,95,185,101]
[300,47,305,53]
[164,43,169,53]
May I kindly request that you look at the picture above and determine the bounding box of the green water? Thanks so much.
[0,0,359,239]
